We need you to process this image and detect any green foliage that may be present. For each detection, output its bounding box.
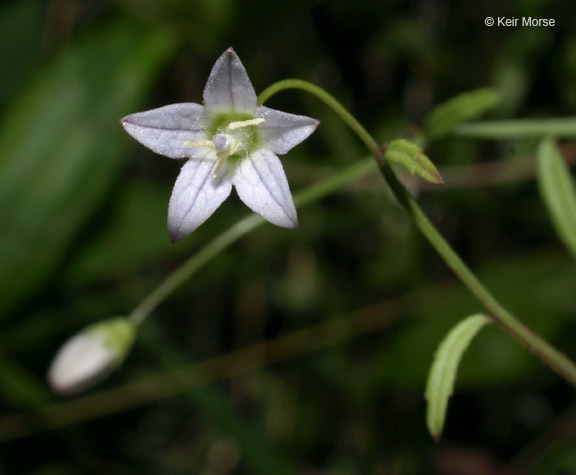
[0,19,176,315]
[425,314,491,441]
[2,1,576,473]
[385,139,443,184]
[454,119,576,138]
[0,0,42,106]
[537,138,576,258]
[424,88,501,141]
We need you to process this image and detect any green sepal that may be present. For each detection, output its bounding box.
[424,88,501,140]
[385,139,443,185]
[425,314,492,442]
[87,317,136,367]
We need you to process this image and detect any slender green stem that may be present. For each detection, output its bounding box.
[259,79,576,387]
[259,79,383,164]
[454,119,576,139]
[129,214,262,325]
[129,158,376,325]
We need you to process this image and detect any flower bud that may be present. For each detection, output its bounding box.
[48,318,136,395]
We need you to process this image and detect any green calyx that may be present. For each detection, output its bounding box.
[208,112,262,162]
[88,317,136,365]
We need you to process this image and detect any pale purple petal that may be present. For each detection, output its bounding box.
[256,106,320,155]
[233,149,297,228]
[121,103,208,159]
[203,48,257,114]
[168,154,232,241]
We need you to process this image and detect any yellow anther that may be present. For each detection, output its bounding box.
[184,140,214,147]
[228,118,265,129]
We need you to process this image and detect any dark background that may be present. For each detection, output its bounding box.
[1,0,576,473]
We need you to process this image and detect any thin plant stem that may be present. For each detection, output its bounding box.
[0,286,406,443]
[259,80,383,164]
[129,214,262,325]
[454,118,576,138]
[129,158,376,325]
[258,79,576,387]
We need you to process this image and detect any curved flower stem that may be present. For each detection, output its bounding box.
[258,79,576,387]
[259,80,383,163]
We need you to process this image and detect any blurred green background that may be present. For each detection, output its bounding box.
[1,0,576,473]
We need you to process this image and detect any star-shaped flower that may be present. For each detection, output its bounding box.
[121,48,319,242]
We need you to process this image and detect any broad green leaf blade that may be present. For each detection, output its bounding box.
[454,119,576,139]
[537,138,576,258]
[385,139,443,184]
[0,19,176,316]
[424,88,500,140]
[425,314,492,441]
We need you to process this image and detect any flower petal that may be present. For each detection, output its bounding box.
[203,48,257,114]
[121,103,208,159]
[48,329,112,395]
[255,106,320,155]
[233,149,297,228]
[168,154,232,241]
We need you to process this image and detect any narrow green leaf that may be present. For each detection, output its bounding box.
[385,139,443,184]
[454,119,576,139]
[425,314,492,441]
[424,88,500,140]
[537,138,576,258]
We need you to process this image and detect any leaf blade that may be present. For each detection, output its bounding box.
[424,88,501,141]
[0,19,177,315]
[425,314,492,441]
[385,139,443,185]
[454,119,576,139]
[537,138,576,258]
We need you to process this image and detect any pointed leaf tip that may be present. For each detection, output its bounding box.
[425,314,491,441]
[385,139,444,185]
[424,88,501,140]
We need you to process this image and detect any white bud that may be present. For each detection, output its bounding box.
[48,318,136,395]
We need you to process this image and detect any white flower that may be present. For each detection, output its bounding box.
[121,48,319,242]
[48,318,135,395]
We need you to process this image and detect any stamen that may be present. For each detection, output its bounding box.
[228,118,265,129]
[184,140,214,147]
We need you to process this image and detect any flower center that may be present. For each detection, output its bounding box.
[185,113,265,177]
[208,112,263,160]
[212,133,238,155]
